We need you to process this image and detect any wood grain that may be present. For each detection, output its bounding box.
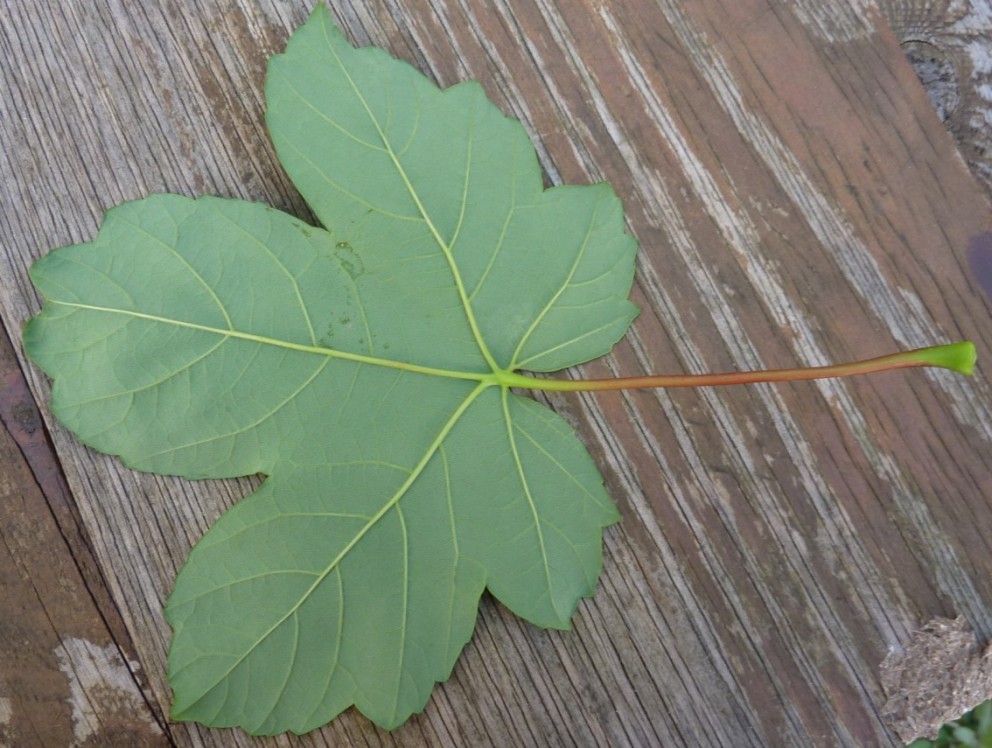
[1,1,991,745]
[880,0,992,196]
[0,322,168,746]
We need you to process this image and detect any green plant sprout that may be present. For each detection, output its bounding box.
[909,700,992,748]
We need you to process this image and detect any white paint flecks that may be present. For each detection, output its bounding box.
[654,0,992,635]
[793,0,878,43]
[884,0,992,192]
[945,5,992,189]
[597,2,909,648]
[966,39,992,75]
[53,637,162,746]
[0,695,13,748]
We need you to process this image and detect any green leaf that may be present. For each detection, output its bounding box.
[23,5,637,734]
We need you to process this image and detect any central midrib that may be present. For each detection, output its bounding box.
[50,300,495,384]
[318,11,503,375]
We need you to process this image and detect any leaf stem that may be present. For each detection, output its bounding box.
[501,342,976,392]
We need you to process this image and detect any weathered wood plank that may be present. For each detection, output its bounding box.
[1,1,990,745]
[0,322,169,746]
[879,0,992,195]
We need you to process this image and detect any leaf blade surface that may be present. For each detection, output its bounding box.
[24,5,638,733]
[267,8,638,371]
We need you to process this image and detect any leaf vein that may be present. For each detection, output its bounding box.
[117,215,234,329]
[447,96,474,252]
[264,612,300,726]
[68,335,228,407]
[48,300,488,382]
[178,383,489,706]
[512,420,603,505]
[439,446,459,659]
[305,567,345,726]
[214,207,319,345]
[56,253,140,308]
[274,70,387,152]
[318,11,499,372]
[392,504,410,719]
[514,313,631,370]
[509,202,600,369]
[275,135,425,223]
[467,139,521,302]
[500,388,557,618]
[138,357,332,462]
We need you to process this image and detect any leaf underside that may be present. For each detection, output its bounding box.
[24,6,638,733]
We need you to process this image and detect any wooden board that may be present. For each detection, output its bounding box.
[1,1,991,745]
[0,322,167,745]
[878,0,992,196]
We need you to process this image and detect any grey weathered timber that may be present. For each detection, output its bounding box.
[879,0,992,195]
[1,1,991,746]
